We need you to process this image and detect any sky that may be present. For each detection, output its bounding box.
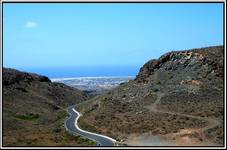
[3,3,224,72]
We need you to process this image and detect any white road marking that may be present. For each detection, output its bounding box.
[72,108,116,143]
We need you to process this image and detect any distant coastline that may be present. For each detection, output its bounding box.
[51,76,135,82]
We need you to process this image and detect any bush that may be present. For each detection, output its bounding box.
[53,128,61,133]
[15,113,39,120]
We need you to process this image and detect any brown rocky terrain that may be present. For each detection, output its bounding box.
[2,68,95,146]
[77,45,224,146]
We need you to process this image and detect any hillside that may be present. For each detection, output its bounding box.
[77,45,224,146]
[2,68,95,146]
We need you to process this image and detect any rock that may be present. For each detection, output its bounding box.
[3,68,51,86]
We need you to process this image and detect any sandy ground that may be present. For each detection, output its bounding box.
[125,132,174,146]
[165,128,219,146]
[124,128,219,146]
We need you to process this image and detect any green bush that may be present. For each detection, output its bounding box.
[15,113,39,120]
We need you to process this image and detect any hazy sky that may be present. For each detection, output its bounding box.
[3,3,224,69]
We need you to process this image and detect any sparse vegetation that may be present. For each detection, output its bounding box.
[77,46,224,146]
[14,113,39,120]
[2,68,95,146]
[3,45,224,146]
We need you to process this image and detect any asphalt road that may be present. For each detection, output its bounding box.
[65,105,116,146]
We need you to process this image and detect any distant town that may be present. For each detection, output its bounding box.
[51,76,135,95]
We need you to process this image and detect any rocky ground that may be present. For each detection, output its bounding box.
[77,45,224,146]
[2,68,96,146]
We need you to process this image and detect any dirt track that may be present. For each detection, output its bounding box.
[142,92,221,146]
[148,93,220,132]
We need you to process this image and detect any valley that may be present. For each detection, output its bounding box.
[2,2,224,148]
[2,45,224,147]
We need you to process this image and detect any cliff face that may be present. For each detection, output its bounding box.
[77,45,224,146]
[2,68,91,146]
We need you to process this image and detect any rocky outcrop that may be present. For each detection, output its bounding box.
[77,45,224,146]
[3,68,51,86]
[135,46,224,83]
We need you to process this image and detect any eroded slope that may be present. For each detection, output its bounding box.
[77,46,224,146]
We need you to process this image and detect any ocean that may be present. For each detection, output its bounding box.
[16,66,140,78]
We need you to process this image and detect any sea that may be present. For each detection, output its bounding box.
[15,66,139,92]
[17,66,140,78]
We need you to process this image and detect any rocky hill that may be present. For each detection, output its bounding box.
[2,68,95,146]
[77,45,224,146]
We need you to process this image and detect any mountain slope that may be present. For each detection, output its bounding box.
[77,45,224,146]
[2,68,95,146]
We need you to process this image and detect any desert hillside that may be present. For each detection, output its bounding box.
[2,68,95,146]
[77,45,224,146]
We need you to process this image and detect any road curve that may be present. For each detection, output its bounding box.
[65,105,116,146]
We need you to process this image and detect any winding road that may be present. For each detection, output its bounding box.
[65,105,116,146]
[65,93,220,146]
